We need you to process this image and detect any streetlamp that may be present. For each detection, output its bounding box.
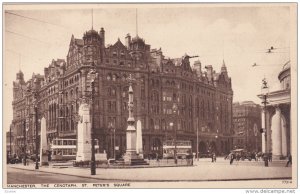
[23,120,28,166]
[260,78,269,148]
[88,69,98,175]
[34,102,39,170]
[196,126,199,161]
[9,125,12,159]
[172,103,178,164]
[260,78,269,167]
[108,121,116,159]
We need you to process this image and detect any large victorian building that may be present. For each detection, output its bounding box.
[232,101,262,152]
[11,28,234,158]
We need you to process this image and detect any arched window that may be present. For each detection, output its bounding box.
[122,87,128,98]
[75,87,79,98]
[111,87,116,96]
[171,81,175,86]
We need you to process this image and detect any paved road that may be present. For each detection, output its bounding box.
[7,167,111,184]
[6,158,292,184]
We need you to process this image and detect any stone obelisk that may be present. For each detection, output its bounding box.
[40,117,49,166]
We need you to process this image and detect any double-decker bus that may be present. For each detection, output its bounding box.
[163,140,192,159]
[51,138,100,161]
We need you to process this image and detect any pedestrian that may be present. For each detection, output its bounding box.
[213,153,216,162]
[156,152,159,162]
[285,155,292,167]
[268,152,272,162]
[263,153,268,167]
[230,153,234,165]
[211,153,214,163]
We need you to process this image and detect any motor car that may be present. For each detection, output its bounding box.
[199,153,212,158]
[9,157,22,164]
[29,154,40,162]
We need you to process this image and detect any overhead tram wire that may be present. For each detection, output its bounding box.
[5,49,46,64]
[6,30,49,44]
[5,11,67,29]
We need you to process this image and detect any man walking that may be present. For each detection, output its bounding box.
[230,153,234,165]
[286,154,292,167]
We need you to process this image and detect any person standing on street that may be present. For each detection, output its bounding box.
[230,153,234,165]
[286,154,292,167]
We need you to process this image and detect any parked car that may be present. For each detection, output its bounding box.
[9,157,21,164]
[199,153,212,158]
[29,154,40,162]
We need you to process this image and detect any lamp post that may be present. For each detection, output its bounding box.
[172,103,178,164]
[23,120,28,166]
[261,79,269,150]
[261,78,269,167]
[34,102,39,170]
[9,125,12,159]
[88,69,98,175]
[196,127,199,161]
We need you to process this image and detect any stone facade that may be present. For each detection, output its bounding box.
[232,101,262,152]
[258,61,291,159]
[11,28,234,157]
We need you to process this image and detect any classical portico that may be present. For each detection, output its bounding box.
[258,61,291,160]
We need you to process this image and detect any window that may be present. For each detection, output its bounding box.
[123,102,127,110]
[150,119,154,130]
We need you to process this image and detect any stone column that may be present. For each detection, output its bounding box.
[266,109,271,153]
[271,106,282,159]
[261,109,266,153]
[281,116,287,157]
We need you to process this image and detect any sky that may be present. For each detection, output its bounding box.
[3,4,295,132]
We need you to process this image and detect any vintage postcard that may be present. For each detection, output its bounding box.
[2,3,297,190]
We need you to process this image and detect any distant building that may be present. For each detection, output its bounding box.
[233,101,262,152]
[11,28,234,158]
[258,61,291,159]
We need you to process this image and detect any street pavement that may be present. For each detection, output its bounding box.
[7,167,111,184]
[6,157,292,183]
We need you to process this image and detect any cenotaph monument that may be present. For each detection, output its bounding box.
[76,103,92,161]
[40,117,49,166]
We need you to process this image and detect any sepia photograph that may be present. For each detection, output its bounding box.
[2,3,297,190]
